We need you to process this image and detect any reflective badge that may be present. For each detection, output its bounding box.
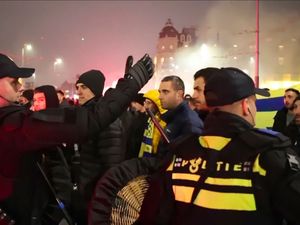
[257,128,279,136]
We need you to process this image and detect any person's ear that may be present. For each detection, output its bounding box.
[242,98,250,116]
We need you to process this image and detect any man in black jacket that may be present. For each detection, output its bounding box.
[74,70,126,224]
[0,53,153,224]
[272,88,299,133]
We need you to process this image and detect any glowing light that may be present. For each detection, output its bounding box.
[199,44,210,60]
[233,44,238,48]
[54,58,63,65]
[250,57,255,64]
[25,44,32,51]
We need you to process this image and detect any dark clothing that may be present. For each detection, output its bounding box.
[160,101,203,141]
[195,109,209,122]
[283,122,300,156]
[272,107,288,132]
[120,109,148,159]
[79,98,126,202]
[0,78,140,223]
[138,111,300,225]
[158,101,203,157]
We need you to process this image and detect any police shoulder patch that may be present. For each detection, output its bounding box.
[256,128,280,136]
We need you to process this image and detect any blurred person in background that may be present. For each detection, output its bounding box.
[273,88,299,133]
[192,67,219,121]
[283,95,300,156]
[139,89,167,158]
[56,89,71,108]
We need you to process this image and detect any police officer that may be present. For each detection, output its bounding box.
[0,53,153,224]
[137,67,300,225]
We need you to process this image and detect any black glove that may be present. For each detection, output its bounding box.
[125,54,154,89]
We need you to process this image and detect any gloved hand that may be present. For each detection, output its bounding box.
[125,54,154,89]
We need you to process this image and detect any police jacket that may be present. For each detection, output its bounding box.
[79,97,126,202]
[0,78,139,207]
[138,110,300,225]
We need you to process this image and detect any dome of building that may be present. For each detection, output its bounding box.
[159,18,179,38]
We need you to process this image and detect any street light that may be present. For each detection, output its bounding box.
[54,58,63,73]
[21,43,32,66]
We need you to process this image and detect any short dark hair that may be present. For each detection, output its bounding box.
[56,89,64,96]
[285,88,299,96]
[194,67,219,82]
[161,75,185,92]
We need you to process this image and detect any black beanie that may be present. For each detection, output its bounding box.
[133,93,145,105]
[76,70,105,97]
[34,85,59,108]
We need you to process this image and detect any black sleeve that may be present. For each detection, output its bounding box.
[261,148,300,225]
[11,78,139,152]
[92,78,140,129]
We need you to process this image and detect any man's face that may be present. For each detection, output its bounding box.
[76,83,95,105]
[0,77,22,105]
[159,81,183,110]
[284,90,298,109]
[192,76,207,111]
[33,92,46,111]
[293,99,300,125]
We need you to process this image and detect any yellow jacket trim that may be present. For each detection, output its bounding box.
[252,154,266,176]
[194,189,256,211]
[199,136,231,151]
[205,177,252,187]
[172,185,194,203]
[172,173,200,181]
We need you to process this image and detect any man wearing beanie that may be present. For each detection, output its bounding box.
[74,69,125,225]
[76,70,105,105]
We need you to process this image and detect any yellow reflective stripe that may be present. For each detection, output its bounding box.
[199,136,231,151]
[253,154,266,176]
[194,189,256,211]
[172,185,194,203]
[205,177,252,187]
[172,173,200,181]
[166,155,175,171]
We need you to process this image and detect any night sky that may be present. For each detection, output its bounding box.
[1,1,300,89]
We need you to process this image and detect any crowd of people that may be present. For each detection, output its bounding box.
[0,52,300,225]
